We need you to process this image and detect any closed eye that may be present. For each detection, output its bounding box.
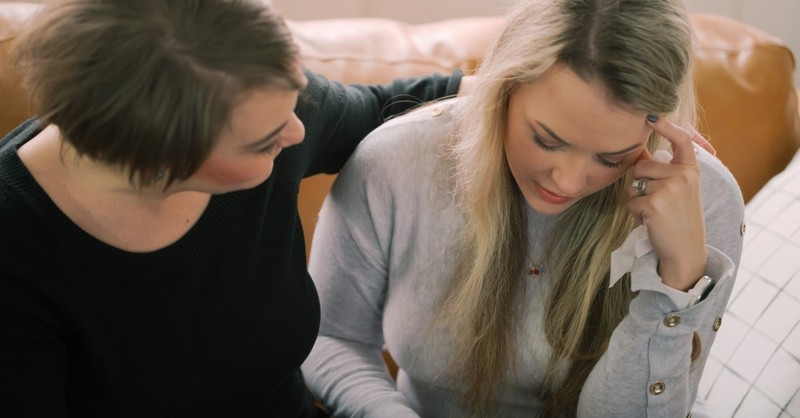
[532,123,634,169]
[597,156,626,169]
[256,143,280,155]
[532,133,562,152]
[534,131,628,169]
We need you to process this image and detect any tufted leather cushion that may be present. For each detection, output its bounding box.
[691,14,800,203]
[1,2,798,256]
[287,17,502,84]
[0,3,35,136]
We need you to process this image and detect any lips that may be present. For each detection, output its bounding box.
[533,181,573,205]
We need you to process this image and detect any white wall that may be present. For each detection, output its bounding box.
[272,0,800,86]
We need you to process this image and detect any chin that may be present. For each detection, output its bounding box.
[529,202,569,215]
[229,169,275,192]
[525,195,578,215]
[235,177,271,192]
[202,176,269,194]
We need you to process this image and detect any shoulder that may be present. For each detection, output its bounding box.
[697,148,745,208]
[696,149,746,249]
[351,97,462,165]
[0,182,35,258]
[0,121,40,224]
[331,98,462,199]
[0,121,54,251]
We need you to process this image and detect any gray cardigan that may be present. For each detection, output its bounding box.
[302,98,744,418]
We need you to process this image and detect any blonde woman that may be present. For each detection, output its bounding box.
[302,0,744,416]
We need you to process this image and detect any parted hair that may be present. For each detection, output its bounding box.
[14,0,305,187]
[439,0,696,416]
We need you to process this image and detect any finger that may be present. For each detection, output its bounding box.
[636,148,652,163]
[629,177,664,198]
[645,114,697,166]
[630,148,653,177]
[627,198,646,226]
[633,147,683,180]
[630,177,647,198]
[631,145,682,180]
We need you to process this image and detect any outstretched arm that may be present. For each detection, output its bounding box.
[297,70,461,177]
[301,132,421,417]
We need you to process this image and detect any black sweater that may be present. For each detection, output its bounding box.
[0,70,461,417]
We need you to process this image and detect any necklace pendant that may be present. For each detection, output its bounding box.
[528,264,546,276]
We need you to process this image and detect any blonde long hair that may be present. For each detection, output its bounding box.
[437,0,696,416]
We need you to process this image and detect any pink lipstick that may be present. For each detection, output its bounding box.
[534,182,573,205]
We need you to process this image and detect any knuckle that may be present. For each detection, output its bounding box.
[676,169,698,185]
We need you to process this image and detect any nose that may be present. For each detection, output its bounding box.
[280,112,305,147]
[551,154,588,196]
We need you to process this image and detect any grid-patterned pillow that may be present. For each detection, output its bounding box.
[699,150,800,417]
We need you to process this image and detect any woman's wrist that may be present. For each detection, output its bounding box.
[657,257,706,291]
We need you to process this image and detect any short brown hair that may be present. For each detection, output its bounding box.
[15,0,306,186]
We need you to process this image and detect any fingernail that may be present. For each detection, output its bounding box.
[646,114,659,123]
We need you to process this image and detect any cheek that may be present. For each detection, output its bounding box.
[585,151,641,192]
[505,144,558,198]
[506,136,545,174]
[585,165,630,194]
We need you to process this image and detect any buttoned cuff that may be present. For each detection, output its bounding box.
[630,246,735,311]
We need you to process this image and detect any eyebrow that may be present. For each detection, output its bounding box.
[537,121,642,156]
[244,120,289,150]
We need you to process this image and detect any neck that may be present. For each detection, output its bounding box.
[65,153,170,201]
[24,124,184,204]
[17,124,212,252]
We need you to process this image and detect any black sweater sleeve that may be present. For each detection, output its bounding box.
[296,69,462,177]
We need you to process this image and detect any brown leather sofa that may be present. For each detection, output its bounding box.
[2,2,799,259]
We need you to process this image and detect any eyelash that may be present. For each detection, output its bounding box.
[532,134,559,152]
[257,143,279,155]
[599,157,626,169]
[532,134,626,169]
